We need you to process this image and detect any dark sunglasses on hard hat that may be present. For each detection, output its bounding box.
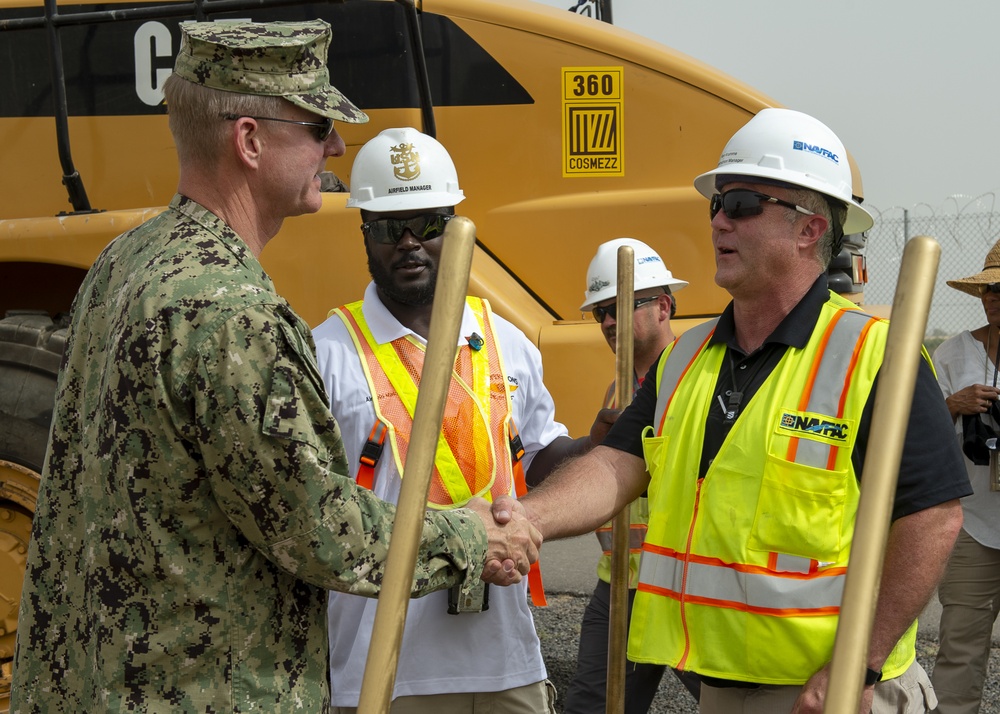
[710,188,814,221]
[361,214,454,245]
[979,283,1000,295]
[220,113,335,142]
[592,296,660,323]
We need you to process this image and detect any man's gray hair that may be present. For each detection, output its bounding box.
[163,75,288,165]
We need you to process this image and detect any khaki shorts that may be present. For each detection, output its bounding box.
[331,679,557,714]
[699,660,936,714]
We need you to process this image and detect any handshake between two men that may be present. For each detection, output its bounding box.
[470,440,642,587]
[465,496,544,587]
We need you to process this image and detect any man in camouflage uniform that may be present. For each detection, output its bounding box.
[11,20,538,714]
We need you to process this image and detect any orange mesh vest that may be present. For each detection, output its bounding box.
[331,296,546,605]
[331,296,515,507]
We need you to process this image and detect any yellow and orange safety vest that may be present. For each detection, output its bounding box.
[628,293,917,684]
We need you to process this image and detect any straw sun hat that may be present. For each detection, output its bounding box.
[947,239,1000,297]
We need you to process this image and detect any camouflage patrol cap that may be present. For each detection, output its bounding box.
[174,20,368,124]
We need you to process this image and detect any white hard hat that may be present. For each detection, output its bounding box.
[580,238,688,310]
[347,127,465,211]
[693,108,874,235]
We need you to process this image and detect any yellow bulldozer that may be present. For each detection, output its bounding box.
[0,0,869,705]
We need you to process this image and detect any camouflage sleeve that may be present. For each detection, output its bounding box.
[190,303,488,596]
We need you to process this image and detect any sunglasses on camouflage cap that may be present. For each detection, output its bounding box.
[221,113,335,142]
[361,214,454,245]
[710,188,814,221]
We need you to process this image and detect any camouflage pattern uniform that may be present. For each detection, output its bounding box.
[11,19,487,714]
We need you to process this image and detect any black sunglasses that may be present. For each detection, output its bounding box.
[710,189,814,221]
[592,295,660,323]
[361,214,454,245]
[979,283,1000,295]
[221,113,335,142]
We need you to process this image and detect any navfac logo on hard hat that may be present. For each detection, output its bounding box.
[792,140,839,165]
[390,142,421,181]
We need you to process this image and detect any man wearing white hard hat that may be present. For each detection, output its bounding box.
[564,238,700,713]
[491,108,970,714]
[581,237,688,377]
[312,128,606,713]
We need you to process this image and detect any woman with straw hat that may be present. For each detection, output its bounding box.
[931,238,1000,713]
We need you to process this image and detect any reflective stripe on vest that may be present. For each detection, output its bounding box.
[630,295,917,684]
[638,543,846,614]
[596,524,648,554]
[650,318,717,438]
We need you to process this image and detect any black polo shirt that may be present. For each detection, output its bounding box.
[604,275,971,521]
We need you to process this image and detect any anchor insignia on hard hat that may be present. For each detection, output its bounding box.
[589,278,611,294]
[390,143,421,181]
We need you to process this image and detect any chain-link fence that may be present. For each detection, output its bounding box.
[864,195,1000,354]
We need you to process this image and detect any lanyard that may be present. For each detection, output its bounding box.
[719,348,771,426]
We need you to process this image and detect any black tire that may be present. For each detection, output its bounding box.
[0,311,67,471]
[0,311,67,709]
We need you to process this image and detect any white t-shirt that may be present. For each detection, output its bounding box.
[312,282,568,705]
[933,330,1000,549]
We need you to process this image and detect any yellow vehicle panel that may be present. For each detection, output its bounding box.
[0,0,778,433]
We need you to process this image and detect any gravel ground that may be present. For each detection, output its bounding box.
[532,593,1000,714]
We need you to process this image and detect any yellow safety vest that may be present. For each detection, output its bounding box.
[628,293,917,685]
[596,380,649,589]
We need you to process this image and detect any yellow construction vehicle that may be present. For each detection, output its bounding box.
[0,0,868,705]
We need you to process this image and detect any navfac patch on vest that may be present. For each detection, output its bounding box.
[776,410,853,444]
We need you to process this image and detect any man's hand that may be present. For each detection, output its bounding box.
[490,494,520,526]
[589,407,621,446]
[946,383,1000,418]
[464,497,542,586]
[791,664,875,714]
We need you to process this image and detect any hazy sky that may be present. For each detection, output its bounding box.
[531,0,1000,214]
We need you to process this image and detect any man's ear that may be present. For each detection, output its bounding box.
[797,213,829,252]
[232,117,263,169]
[658,294,673,322]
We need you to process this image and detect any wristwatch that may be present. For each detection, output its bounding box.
[864,667,883,686]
